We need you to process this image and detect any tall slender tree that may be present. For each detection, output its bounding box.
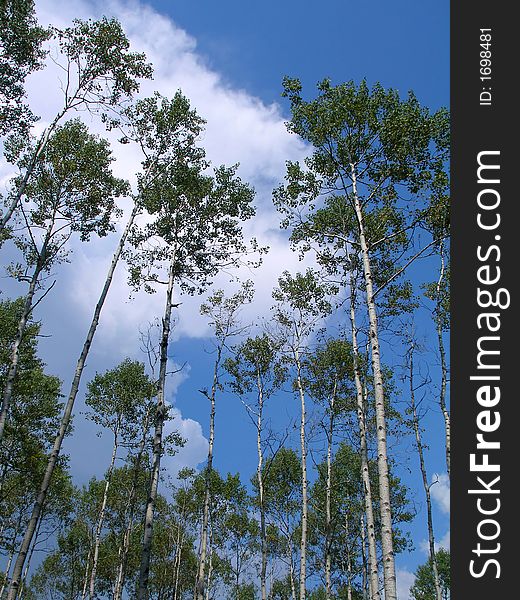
[1,119,127,445]
[1,16,152,231]
[275,78,449,600]
[125,92,258,600]
[195,282,254,600]
[225,333,284,600]
[271,269,334,600]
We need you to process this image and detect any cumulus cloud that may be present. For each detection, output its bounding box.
[397,568,415,600]
[430,472,450,515]
[1,0,316,477]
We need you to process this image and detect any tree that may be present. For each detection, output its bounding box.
[275,78,449,600]
[304,338,355,600]
[260,447,302,600]
[195,282,254,600]
[410,549,450,600]
[225,333,284,600]
[1,16,152,231]
[125,91,258,600]
[0,119,127,445]
[5,89,206,599]
[0,0,48,138]
[83,359,157,599]
[271,269,333,600]
[403,335,442,600]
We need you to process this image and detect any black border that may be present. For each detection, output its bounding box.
[451,3,516,596]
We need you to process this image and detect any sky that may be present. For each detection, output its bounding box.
[1,0,450,596]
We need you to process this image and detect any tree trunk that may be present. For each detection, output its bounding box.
[256,370,268,600]
[294,346,308,600]
[137,249,176,600]
[113,407,151,600]
[324,379,337,600]
[89,424,120,599]
[18,508,45,600]
[195,346,221,600]
[408,345,443,600]
[435,242,450,477]
[360,513,369,600]
[348,268,380,600]
[288,539,297,600]
[6,204,139,600]
[0,218,54,444]
[350,163,397,600]
[204,523,214,600]
[345,512,353,600]
[81,541,93,600]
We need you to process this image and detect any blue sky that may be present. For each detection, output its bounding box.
[1,0,450,596]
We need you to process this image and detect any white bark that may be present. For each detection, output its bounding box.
[350,163,397,600]
[435,242,450,477]
[294,346,308,600]
[89,424,120,599]
[349,269,380,600]
[256,370,268,600]
[195,345,221,600]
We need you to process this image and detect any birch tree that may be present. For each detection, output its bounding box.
[403,336,442,600]
[225,333,284,600]
[275,78,449,600]
[195,282,254,600]
[271,269,333,600]
[304,338,355,600]
[1,16,152,231]
[0,119,126,445]
[125,92,257,599]
[83,359,157,599]
[5,91,206,600]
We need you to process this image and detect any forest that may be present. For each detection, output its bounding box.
[0,2,450,599]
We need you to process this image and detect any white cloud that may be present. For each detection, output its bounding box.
[397,568,415,600]
[1,0,315,479]
[15,0,312,352]
[430,472,450,515]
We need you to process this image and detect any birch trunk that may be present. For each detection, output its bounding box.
[0,218,54,443]
[324,379,337,600]
[345,512,353,600]
[348,268,380,600]
[81,542,93,600]
[204,524,214,600]
[89,424,120,599]
[350,163,397,600]
[113,407,151,600]
[137,249,176,600]
[435,241,450,477]
[288,539,296,600]
[255,370,268,600]
[360,513,369,600]
[408,346,442,600]
[294,346,308,600]
[6,204,139,600]
[18,509,45,599]
[195,345,221,600]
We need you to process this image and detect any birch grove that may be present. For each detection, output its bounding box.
[1,7,450,599]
